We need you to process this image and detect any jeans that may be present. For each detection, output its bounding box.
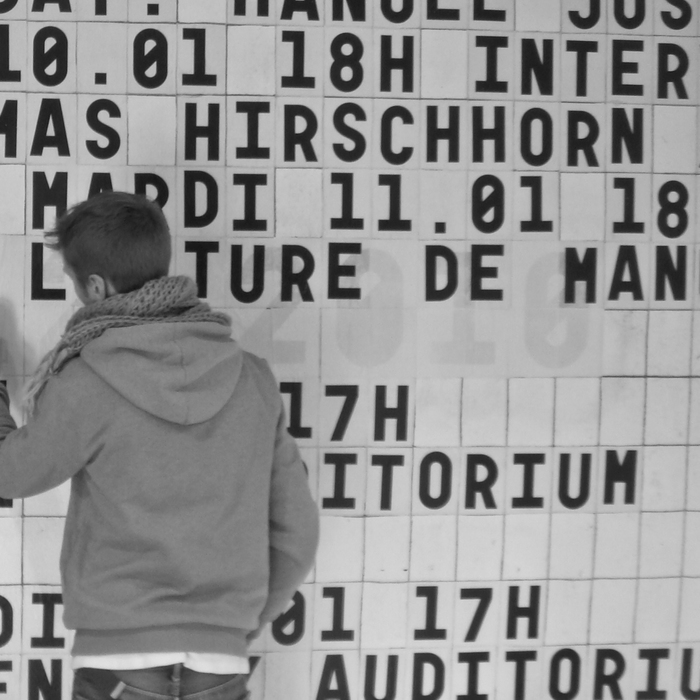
[72,664,250,700]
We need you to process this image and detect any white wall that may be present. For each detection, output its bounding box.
[0,0,699,698]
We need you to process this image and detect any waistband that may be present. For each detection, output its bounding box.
[75,665,247,699]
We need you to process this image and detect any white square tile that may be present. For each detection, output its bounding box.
[685,512,700,576]
[642,446,686,511]
[0,520,21,584]
[361,652,410,700]
[277,26,323,98]
[599,377,645,445]
[561,103,606,171]
[407,582,455,648]
[460,448,506,514]
[506,449,551,513]
[0,587,21,653]
[126,23,177,93]
[25,94,76,166]
[688,377,700,445]
[178,0,228,23]
[266,584,313,652]
[679,578,700,642]
[409,516,456,582]
[605,107,652,173]
[275,97,323,168]
[314,516,364,583]
[76,22,128,94]
[687,446,700,509]
[365,449,412,514]
[502,513,550,580]
[468,31,515,100]
[0,93,27,163]
[412,449,459,514]
[462,379,507,448]
[271,308,322,376]
[26,23,76,94]
[516,0,561,30]
[77,94,127,166]
[173,237,226,306]
[127,96,176,166]
[589,579,636,645]
[319,380,371,449]
[319,449,366,516]
[644,378,690,446]
[601,310,648,375]
[322,100,372,171]
[314,653,362,700]
[651,175,695,245]
[545,580,591,646]
[507,378,554,447]
[371,30,420,97]
[548,513,594,579]
[226,167,275,238]
[369,380,416,445]
[175,97,226,167]
[0,658,19,700]
[20,656,72,699]
[639,511,684,578]
[594,512,640,578]
[322,28,373,99]
[456,515,504,582]
[363,516,410,582]
[263,652,313,699]
[359,583,408,649]
[22,481,70,517]
[275,168,323,238]
[0,237,25,378]
[653,106,697,173]
[21,585,73,654]
[226,97,275,167]
[418,170,468,237]
[554,378,600,446]
[401,649,452,700]
[635,578,680,643]
[647,310,692,375]
[604,242,651,310]
[22,518,64,585]
[513,170,559,238]
[414,379,461,448]
[553,448,598,513]
[598,447,641,512]
[605,173,652,241]
[500,581,545,643]
[128,0,177,22]
[0,167,26,234]
[559,34,607,102]
[312,584,361,651]
[420,30,468,99]
[560,173,605,241]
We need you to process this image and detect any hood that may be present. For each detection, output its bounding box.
[81,322,243,425]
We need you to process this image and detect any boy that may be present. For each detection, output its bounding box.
[0,191,319,700]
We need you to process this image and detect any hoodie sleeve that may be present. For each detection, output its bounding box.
[0,384,17,438]
[257,404,320,626]
[0,370,85,499]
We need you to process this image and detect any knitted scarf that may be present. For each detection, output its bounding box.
[24,275,231,416]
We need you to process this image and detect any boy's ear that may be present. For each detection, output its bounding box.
[85,274,117,302]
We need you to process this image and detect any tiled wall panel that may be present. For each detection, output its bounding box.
[0,0,699,698]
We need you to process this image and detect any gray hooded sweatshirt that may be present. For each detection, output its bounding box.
[0,321,319,658]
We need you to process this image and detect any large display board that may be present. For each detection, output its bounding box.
[1,0,699,698]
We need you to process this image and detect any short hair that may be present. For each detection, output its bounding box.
[45,191,172,294]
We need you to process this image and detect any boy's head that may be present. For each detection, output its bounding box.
[46,191,171,304]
